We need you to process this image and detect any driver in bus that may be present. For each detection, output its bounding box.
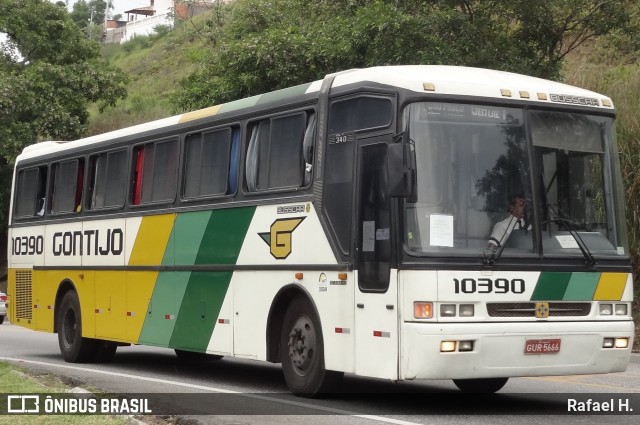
[487,195,529,250]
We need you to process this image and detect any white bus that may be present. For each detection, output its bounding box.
[7,66,634,395]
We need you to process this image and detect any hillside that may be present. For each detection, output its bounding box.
[88,24,207,135]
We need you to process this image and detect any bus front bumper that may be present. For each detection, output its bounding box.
[400,320,634,380]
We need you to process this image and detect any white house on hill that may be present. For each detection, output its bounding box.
[104,0,214,44]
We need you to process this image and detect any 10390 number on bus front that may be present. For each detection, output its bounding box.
[453,278,525,294]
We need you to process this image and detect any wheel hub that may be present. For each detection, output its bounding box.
[287,316,316,375]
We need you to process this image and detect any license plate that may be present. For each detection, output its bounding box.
[524,338,561,354]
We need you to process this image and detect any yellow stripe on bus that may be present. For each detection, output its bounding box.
[125,271,158,342]
[593,273,627,301]
[178,104,222,123]
[128,214,176,266]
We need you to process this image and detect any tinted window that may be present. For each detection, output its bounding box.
[15,166,47,218]
[88,149,127,210]
[50,159,83,214]
[358,144,391,291]
[246,112,309,191]
[133,139,178,205]
[323,134,355,254]
[329,97,392,134]
[184,128,232,198]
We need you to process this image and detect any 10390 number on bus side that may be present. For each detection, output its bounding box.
[453,278,525,294]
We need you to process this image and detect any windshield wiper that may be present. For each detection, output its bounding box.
[543,217,597,266]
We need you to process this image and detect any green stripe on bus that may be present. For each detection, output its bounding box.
[258,83,313,105]
[164,210,213,266]
[530,272,571,300]
[218,95,261,114]
[138,271,190,346]
[169,271,232,352]
[563,272,601,300]
[195,207,256,265]
[165,207,254,349]
[139,207,254,348]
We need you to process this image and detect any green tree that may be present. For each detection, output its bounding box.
[0,0,128,263]
[69,0,112,32]
[171,0,635,112]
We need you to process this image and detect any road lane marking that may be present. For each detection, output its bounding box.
[0,357,421,425]
[523,376,640,392]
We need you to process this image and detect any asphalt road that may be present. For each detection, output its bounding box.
[1,321,639,425]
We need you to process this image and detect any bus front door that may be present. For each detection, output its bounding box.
[354,140,398,380]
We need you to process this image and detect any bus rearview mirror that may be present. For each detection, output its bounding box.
[388,142,416,202]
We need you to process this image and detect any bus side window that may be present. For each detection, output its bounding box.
[184,127,233,199]
[14,166,47,218]
[88,149,127,210]
[328,97,392,134]
[132,147,144,205]
[246,112,308,192]
[132,139,179,205]
[49,159,83,214]
[246,121,263,192]
[228,127,240,194]
[303,113,316,187]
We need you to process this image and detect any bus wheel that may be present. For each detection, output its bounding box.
[57,291,97,363]
[453,377,508,393]
[175,349,223,361]
[280,296,341,396]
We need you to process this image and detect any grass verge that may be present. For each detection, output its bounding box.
[0,361,128,425]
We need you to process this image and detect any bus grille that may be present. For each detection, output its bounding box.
[487,302,591,317]
[14,270,33,321]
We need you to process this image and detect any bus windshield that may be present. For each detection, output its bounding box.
[403,102,627,259]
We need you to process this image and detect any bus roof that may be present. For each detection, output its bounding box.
[16,65,613,163]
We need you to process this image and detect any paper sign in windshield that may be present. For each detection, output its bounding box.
[555,235,579,249]
[429,214,454,247]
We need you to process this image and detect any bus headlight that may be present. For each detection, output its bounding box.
[440,341,456,352]
[458,340,474,352]
[602,337,629,349]
[459,304,475,317]
[599,304,613,315]
[440,304,456,317]
[614,304,628,316]
[437,303,475,318]
[440,340,475,352]
[615,338,629,348]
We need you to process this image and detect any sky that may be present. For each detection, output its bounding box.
[106,1,151,16]
[66,1,151,17]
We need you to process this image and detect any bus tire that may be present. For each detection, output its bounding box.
[453,377,508,393]
[57,291,97,363]
[174,349,223,361]
[280,295,341,396]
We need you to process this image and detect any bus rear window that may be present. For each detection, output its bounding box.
[14,166,47,218]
